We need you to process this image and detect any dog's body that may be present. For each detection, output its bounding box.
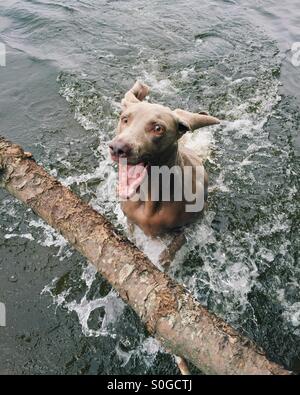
[109,82,219,237]
[121,146,208,236]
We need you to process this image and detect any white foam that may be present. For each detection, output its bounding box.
[133,59,178,97]
[81,264,98,289]
[277,288,300,335]
[42,264,125,338]
[4,233,34,241]
[28,219,70,260]
[116,335,162,368]
[178,67,196,81]
[52,56,295,362]
[184,127,216,161]
[65,289,125,338]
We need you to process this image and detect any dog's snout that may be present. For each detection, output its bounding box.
[109,140,132,158]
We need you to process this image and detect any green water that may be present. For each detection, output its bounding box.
[0,0,299,374]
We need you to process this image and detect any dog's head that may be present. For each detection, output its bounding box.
[109,81,219,198]
[109,81,219,165]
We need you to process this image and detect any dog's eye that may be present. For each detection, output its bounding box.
[153,124,163,133]
[121,117,128,124]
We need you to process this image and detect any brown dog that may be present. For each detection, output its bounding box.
[109,82,219,373]
[109,81,219,238]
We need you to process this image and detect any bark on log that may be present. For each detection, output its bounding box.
[0,137,291,375]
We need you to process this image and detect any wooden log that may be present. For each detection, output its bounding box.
[0,136,291,375]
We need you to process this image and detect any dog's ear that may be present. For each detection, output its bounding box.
[177,118,191,136]
[121,81,150,110]
[173,108,220,132]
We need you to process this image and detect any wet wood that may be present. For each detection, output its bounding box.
[0,136,291,375]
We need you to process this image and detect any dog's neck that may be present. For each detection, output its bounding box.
[150,143,182,168]
[141,144,185,216]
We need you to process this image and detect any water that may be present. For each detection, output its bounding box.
[0,0,299,374]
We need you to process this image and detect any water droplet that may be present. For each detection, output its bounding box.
[9,274,18,283]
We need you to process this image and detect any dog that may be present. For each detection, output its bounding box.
[109,82,219,374]
[109,81,219,238]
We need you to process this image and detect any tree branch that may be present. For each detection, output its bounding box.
[0,137,291,375]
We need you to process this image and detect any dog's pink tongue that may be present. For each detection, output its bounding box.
[118,162,148,199]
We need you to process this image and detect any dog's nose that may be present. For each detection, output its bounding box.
[109,140,132,158]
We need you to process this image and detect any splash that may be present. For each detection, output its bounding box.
[0,7,297,371]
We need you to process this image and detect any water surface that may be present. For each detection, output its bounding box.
[0,0,299,374]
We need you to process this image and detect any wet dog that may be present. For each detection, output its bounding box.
[109,81,219,239]
[109,82,219,373]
